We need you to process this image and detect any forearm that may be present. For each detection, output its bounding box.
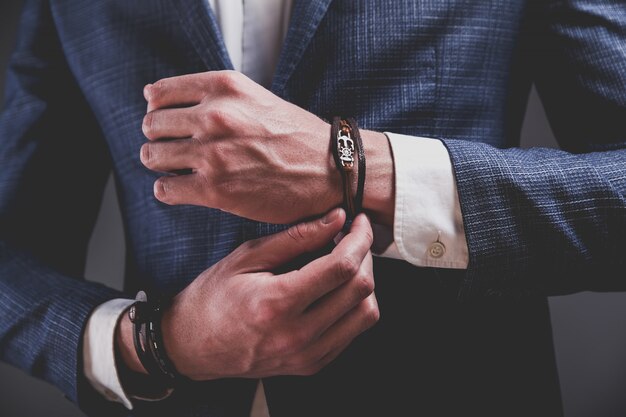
[443,139,626,296]
[0,1,125,405]
[0,242,122,404]
[115,305,174,401]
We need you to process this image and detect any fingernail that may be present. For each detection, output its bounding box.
[322,208,340,224]
[143,84,152,100]
[154,179,167,200]
[333,231,346,245]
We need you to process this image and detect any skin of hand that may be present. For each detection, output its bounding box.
[116,209,380,380]
[140,70,395,226]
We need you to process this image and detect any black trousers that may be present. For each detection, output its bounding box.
[263,258,563,417]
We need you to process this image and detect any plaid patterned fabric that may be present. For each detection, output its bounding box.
[0,0,623,416]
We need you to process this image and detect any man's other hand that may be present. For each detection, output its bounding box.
[116,209,379,380]
[139,70,394,225]
[139,70,340,224]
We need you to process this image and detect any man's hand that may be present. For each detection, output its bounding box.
[117,209,379,380]
[139,70,394,225]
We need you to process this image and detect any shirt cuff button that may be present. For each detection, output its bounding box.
[428,241,446,258]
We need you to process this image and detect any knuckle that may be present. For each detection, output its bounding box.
[238,239,255,253]
[354,273,375,299]
[253,294,292,325]
[286,222,309,243]
[296,350,322,369]
[198,110,213,130]
[231,240,252,261]
[271,279,291,301]
[202,109,231,130]
[272,333,304,356]
[150,80,167,101]
[288,330,310,353]
[270,336,291,356]
[190,136,205,154]
[197,169,217,193]
[206,141,228,173]
[238,236,265,257]
[253,301,281,327]
[218,70,243,93]
[336,254,359,280]
[364,302,381,326]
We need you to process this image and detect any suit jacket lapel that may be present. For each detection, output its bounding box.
[172,0,233,70]
[171,0,333,91]
[271,0,334,95]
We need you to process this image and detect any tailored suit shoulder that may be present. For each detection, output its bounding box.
[0,0,624,416]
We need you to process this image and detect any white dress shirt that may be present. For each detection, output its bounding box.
[83,0,469,409]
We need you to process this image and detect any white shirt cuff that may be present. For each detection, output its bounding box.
[376,133,469,269]
[83,298,136,410]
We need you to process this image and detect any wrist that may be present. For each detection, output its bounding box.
[324,121,345,212]
[115,307,176,400]
[115,310,148,375]
[160,299,189,379]
[360,130,395,226]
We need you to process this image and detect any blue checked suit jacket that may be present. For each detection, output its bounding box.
[1,0,624,416]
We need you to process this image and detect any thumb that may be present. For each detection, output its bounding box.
[238,208,346,271]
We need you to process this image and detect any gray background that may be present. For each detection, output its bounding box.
[1,1,625,416]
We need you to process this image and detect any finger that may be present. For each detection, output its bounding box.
[141,139,201,172]
[289,214,373,305]
[145,75,209,112]
[329,214,374,263]
[143,107,198,140]
[316,293,379,356]
[290,293,380,376]
[304,250,374,336]
[235,208,346,272]
[153,173,206,206]
[145,70,243,112]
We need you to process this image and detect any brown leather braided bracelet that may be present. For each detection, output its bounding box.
[331,117,366,218]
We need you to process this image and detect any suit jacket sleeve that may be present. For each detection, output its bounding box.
[0,0,127,414]
[439,0,626,298]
